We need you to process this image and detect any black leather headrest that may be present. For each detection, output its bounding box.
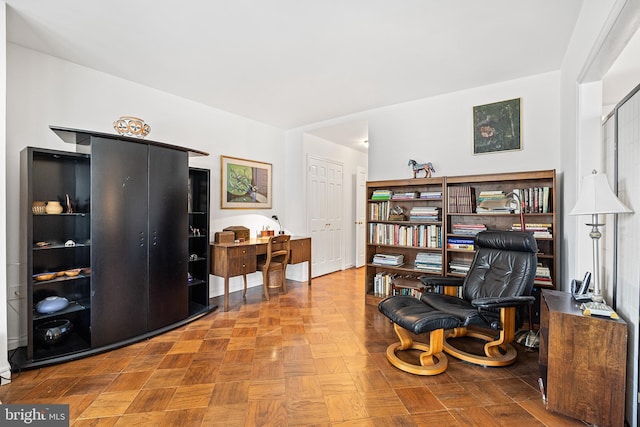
[475,231,538,253]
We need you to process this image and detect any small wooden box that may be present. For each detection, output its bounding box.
[223,226,250,242]
[214,231,235,243]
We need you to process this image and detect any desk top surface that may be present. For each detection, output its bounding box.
[210,236,309,247]
[542,289,626,324]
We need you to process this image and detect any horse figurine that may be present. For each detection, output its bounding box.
[408,159,435,178]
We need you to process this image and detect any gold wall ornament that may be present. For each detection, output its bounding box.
[113,116,151,138]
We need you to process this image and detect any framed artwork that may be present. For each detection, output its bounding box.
[473,98,521,154]
[221,155,272,209]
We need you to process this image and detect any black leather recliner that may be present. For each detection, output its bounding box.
[378,230,537,375]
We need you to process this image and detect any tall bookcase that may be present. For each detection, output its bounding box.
[365,170,557,324]
[365,177,445,305]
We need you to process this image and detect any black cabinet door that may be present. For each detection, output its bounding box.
[91,137,149,347]
[147,146,188,330]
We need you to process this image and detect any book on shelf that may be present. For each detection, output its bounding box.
[511,186,551,213]
[409,206,441,221]
[535,263,553,287]
[373,272,393,297]
[449,260,472,274]
[391,191,419,200]
[369,223,441,248]
[448,186,475,213]
[419,191,442,199]
[511,223,553,238]
[371,189,392,200]
[451,223,487,236]
[447,237,474,250]
[414,252,443,272]
[372,253,404,266]
[369,200,390,221]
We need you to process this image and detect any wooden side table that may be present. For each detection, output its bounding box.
[539,289,627,426]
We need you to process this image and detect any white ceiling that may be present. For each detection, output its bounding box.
[7,0,587,137]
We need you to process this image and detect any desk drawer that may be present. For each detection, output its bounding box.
[289,238,311,264]
[227,246,257,276]
[212,245,257,277]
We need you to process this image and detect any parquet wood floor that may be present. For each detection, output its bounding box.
[1,268,587,426]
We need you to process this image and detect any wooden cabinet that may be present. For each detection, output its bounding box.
[539,290,627,426]
[365,177,445,304]
[365,170,557,317]
[188,168,211,314]
[19,127,212,369]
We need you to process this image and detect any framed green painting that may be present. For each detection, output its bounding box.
[221,155,272,209]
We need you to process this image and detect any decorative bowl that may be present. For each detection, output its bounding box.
[34,273,57,281]
[35,319,73,346]
[32,201,46,214]
[45,201,63,214]
[64,268,82,277]
[35,296,69,314]
[113,116,151,138]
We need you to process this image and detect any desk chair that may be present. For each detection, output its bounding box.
[378,231,537,375]
[252,235,291,300]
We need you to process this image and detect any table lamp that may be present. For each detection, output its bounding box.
[569,170,632,303]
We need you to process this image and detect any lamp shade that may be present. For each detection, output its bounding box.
[569,170,632,215]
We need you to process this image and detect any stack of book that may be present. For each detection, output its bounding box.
[447,237,475,250]
[535,264,553,287]
[372,253,404,266]
[448,186,475,213]
[414,252,442,273]
[511,223,552,238]
[419,191,442,200]
[476,190,514,214]
[449,259,472,275]
[409,206,441,221]
[371,189,392,200]
[391,191,418,200]
[451,223,487,236]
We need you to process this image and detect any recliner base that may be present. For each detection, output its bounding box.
[385,324,448,376]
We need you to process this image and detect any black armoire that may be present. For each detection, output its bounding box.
[18,127,213,369]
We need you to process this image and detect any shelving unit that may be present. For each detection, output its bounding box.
[23,148,92,362]
[18,128,215,369]
[365,177,445,305]
[188,167,212,314]
[365,170,557,323]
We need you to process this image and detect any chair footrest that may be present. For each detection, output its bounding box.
[379,296,460,335]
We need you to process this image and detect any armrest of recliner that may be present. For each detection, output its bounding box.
[420,276,464,288]
[471,295,535,309]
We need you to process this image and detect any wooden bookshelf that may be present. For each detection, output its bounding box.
[365,170,557,323]
[365,177,445,306]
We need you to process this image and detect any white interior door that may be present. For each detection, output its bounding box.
[308,156,343,277]
[355,167,367,267]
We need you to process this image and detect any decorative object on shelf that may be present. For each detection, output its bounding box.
[32,201,46,214]
[473,98,521,154]
[64,240,76,247]
[569,170,633,303]
[389,205,405,221]
[35,296,69,314]
[64,268,82,277]
[408,159,435,178]
[35,319,73,346]
[45,201,63,214]
[221,155,272,209]
[33,272,57,281]
[112,116,151,138]
[65,194,73,213]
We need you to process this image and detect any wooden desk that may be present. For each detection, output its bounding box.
[210,236,312,311]
[539,289,627,426]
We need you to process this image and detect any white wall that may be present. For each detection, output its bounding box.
[0,1,11,384]
[5,44,287,349]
